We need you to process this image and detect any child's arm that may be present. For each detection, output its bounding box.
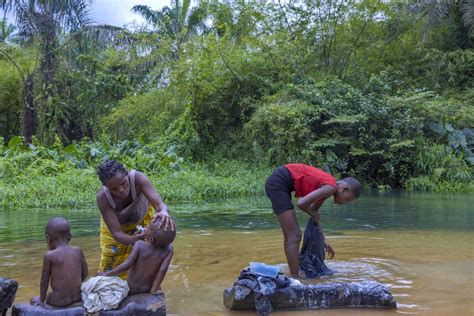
[150,247,173,294]
[39,254,51,303]
[102,242,140,277]
[81,250,89,281]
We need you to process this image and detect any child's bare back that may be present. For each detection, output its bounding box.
[31,217,88,307]
[45,245,87,306]
[101,219,175,294]
[127,241,173,294]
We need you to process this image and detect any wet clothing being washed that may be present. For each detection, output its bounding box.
[299,219,334,278]
[233,267,292,315]
[99,169,154,278]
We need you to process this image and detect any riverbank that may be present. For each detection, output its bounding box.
[1,139,472,210]
[0,161,270,209]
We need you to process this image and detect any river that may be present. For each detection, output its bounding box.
[0,191,473,315]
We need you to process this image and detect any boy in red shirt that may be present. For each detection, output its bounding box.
[265,163,361,277]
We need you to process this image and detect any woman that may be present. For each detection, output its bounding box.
[96,160,175,278]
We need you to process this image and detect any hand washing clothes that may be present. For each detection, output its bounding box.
[233,267,291,315]
[81,276,129,313]
[299,219,334,278]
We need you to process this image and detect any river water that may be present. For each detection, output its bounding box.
[0,191,473,315]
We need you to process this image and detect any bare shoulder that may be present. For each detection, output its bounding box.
[321,184,337,194]
[96,188,106,203]
[162,244,173,255]
[45,249,62,262]
[96,189,113,214]
[134,171,150,184]
[44,250,54,260]
[134,240,146,249]
[70,246,84,255]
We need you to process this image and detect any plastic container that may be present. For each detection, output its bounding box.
[249,262,281,278]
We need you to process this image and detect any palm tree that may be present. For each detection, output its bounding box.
[408,0,474,48]
[0,15,15,42]
[132,0,206,60]
[461,0,474,32]
[2,0,92,143]
[0,44,36,143]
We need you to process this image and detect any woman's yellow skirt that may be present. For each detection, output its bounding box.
[98,204,154,279]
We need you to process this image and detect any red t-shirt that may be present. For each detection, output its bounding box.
[284,163,337,199]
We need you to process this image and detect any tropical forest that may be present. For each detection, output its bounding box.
[1,0,473,210]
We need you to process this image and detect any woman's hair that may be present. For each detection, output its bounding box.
[97,160,127,184]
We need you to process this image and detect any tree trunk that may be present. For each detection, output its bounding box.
[38,11,58,144]
[22,73,35,144]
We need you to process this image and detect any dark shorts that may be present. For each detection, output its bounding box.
[265,166,295,215]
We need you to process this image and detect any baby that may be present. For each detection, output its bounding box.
[31,217,88,307]
[99,220,175,294]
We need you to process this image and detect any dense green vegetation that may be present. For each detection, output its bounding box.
[0,137,270,208]
[1,0,473,209]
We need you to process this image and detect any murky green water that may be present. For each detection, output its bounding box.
[1,191,473,315]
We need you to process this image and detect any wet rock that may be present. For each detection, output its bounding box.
[0,278,18,316]
[224,280,397,312]
[11,303,83,316]
[12,293,166,315]
[105,293,166,316]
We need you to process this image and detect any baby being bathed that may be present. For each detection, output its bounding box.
[99,219,175,294]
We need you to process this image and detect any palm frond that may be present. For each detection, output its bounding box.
[79,24,131,48]
[132,5,159,26]
[461,0,474,32]
[180,0,191,26]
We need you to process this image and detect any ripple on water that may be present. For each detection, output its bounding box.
[327,259,395,282]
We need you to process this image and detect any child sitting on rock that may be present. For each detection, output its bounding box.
[99,219,175,294]
[31,217,89,307]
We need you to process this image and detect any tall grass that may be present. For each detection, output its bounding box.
[0,161,270,210]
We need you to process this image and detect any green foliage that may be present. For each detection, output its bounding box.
[244,80,473,188]
[406,144,473,192]
[156,105,200,158]
[0,139,269,209]
[245,98,314,164]
[0,57,22,139]
[1,0,474,195]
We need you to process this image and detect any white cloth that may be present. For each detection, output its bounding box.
[81,276,129,313]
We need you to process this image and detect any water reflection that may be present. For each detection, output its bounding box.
[1,191,473,242]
